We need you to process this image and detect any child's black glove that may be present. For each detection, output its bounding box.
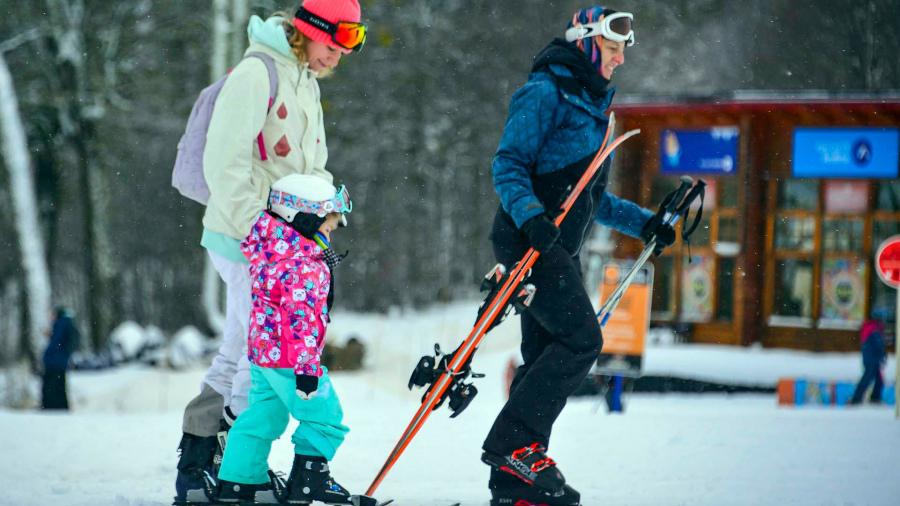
[521,214,561,253]
[296,374,319,400]
[326,273,335,311]
[640,215,676,255]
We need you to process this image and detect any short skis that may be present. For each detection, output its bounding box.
[174,498,392,506]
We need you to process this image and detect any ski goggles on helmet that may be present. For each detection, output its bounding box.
[295,7,367,52]
[269,185,353,226]
[565,11,635,47]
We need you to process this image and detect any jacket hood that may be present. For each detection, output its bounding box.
[532,38,611,101]
[241,212,324,267]
[247,15,294,59]
[860,319,884,344]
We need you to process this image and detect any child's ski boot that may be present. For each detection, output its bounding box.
[283,455,377,505]
[214,470,285,505]
[481,443,566,494]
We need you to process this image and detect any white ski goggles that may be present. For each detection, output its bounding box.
[565,11,635,47]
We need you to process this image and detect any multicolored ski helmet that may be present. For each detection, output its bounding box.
[269,174,352,226]
[565,6,635,73]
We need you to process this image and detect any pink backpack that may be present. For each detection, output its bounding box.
[172,52,279,205]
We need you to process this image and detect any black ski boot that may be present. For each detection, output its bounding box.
[284,454,377,505]
[174,433,217,505]
[481,443,566,494]
[215,479,260,503]
[213,470,285,505]
[211,412,287,505]
[490,483,581,506]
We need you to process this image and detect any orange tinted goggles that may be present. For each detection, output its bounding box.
[333,21,367,51]
[295,7,367,52]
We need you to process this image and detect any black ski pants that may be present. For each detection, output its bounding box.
[41,369,69,410]
[851,364,884,404]
[482,239,603,457]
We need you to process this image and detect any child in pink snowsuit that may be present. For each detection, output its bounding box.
[216,174,373,505]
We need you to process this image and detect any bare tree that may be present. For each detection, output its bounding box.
[39,0,119,349]
[0,31,52,367]
[201,0,250,334]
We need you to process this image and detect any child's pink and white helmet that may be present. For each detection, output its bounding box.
[268,174,352,226]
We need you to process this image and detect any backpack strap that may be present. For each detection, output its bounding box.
[244,52,280,161]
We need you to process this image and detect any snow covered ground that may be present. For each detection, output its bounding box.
[2,302,898,505]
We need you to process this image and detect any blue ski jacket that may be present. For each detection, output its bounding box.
[491,53,652,241]
[43,312,78,371]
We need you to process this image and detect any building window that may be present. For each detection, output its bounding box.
[650,176,738,325]
[651,256,675,320]
[773,259,814,324]
[768,179,898,332]
[822,218,864,252]
[716,258,735,321]
[778,180,818,210]
[876,181,900,212]
[769,180,819,327]
[718,216,739,243]
[775,216,815,251]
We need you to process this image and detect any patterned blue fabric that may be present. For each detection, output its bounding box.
[569,6,608,75]
[491,64,652,237]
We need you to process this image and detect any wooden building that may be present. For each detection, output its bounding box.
[607,92,900,352]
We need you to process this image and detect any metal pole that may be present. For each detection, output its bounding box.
[895,286,899,419]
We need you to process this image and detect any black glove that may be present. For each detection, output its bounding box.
[295,374,319,400]
[326,272,335,311]
[521,214,561,253]
[640,214,676,255]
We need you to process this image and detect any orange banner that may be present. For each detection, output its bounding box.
[597,263,651,357]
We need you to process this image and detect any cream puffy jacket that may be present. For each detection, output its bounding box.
[202,42,332,241]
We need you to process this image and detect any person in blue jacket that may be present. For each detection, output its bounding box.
[42,307,79,410]
[850,311,888,405]
[479,6,674,506]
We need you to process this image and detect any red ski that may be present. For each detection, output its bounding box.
[366,117,640,496]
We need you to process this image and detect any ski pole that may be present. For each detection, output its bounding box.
[597,176,706,326]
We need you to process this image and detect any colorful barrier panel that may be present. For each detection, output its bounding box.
[777,377,896,407]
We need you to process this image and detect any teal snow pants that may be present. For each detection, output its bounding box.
[217,365,349,484]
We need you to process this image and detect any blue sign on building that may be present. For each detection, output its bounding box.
[660,127,740,175]
[792,128,899,178]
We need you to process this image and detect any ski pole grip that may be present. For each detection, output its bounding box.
[675,179,707,216]
[676,179,708,240]
[653,176,694,226]
[667,176,694,214]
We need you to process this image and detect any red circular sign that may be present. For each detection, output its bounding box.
[875,235,900,289]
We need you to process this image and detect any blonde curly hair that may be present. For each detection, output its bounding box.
[275,11,334,78]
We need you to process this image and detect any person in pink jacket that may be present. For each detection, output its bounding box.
[214,174,374,505]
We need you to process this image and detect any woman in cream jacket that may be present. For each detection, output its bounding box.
[174,1,365,503]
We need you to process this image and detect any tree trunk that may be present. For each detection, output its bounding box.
[0,51,52,366]
[231,0,249,63]
[44,0,117,350]
[212,0,229,79]
[202,0,233,335]
[74,121,116,350]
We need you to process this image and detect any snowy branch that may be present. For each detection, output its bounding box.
[0,28,43,54]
